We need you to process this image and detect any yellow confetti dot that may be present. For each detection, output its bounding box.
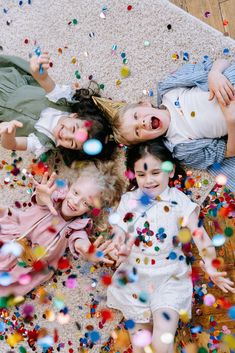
[7,333,23,347]
[116,79,121,86]
[71,56,77,64]
[191,111,196,117]
[90,266,95,273]
[179,309,189,323]
[5,165,13,171]
[224,334,235,349]
[33,246,46,259]
[178,227,192,243]
[172,53,179,60]
[120,66,130,78]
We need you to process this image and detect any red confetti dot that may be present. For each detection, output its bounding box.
[211,258,221,269]
[49,62,53,67]
[47,226,57,233]
[127,5,132,11]
[101,309,113,321]
[58,257,70,270]
[24,38,29,44]
[33,260,45,272]
[101,274,112,286]
[88,244,95,254]
[223,19,229,26]
[92,208,101,217]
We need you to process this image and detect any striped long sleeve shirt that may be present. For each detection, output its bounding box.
[157,58,235,193]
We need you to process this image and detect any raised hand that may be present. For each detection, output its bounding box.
[31,172,58,215]
[200,260,235,293]
[30,52,50,81]
[0,120,23,135]
[84,235,115,265]
[208,70,235,106]
[115,233,135,267]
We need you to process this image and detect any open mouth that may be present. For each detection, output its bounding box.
[151,117,160,130]
[145,185,159,189]
[67,201,76,212]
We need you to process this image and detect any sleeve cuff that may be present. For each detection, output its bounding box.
[46,84,73,102]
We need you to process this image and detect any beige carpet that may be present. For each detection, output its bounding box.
[0,0,235,352]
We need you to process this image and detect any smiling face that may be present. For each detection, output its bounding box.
[53,114,86,150]
[119,102,171,144]
[61,176,101,219]
[134,153,175,198]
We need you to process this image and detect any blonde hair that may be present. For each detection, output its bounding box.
[112,103,140,146]
[77,162,125,235]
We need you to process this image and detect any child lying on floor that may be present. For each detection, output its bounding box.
[94,58,235,192]
[0,162,124,297]
[0,53,116,165]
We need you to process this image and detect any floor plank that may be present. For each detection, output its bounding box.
[170,0,235,39]
[220,0,235,38]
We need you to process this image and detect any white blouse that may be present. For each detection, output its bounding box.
[27,84,73,157]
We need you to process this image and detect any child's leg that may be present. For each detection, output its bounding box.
[152,308,179,353]
[129,322,153,353]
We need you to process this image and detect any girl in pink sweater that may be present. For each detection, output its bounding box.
[0,163,123,297]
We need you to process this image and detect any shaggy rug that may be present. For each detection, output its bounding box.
[0,0,234,352]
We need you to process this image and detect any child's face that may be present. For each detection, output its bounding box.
[53,114,86,150]
[120,102,170,144]
[61,176,101,219]
[134,153,174,198]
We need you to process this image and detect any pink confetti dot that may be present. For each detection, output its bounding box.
[75,129,88,143]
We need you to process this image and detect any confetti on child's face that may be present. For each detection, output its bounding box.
[120,103,171,144]
[61,176,101,218]
[53,115,86,150]
[134,154,174,198]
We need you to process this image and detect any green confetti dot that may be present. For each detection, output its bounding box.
[72,18,78,25]
[198,348,208,353]
[0,297,8,308]
[203,179,209,185]
[224,227,233,237]
[154,246,160,252]
[19,347,27,353]
[99,84,105,90]
[40,153,48,162]
[123,58,128,64]
[75,71,81,79]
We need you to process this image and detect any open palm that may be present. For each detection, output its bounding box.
[31,172,58,215]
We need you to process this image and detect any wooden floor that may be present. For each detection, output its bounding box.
[170,0,235,39]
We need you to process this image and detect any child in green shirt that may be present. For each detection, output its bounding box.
[0,53,116,165]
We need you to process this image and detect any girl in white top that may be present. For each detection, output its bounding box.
[107,140,235,353]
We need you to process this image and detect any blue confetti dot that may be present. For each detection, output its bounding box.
[168,252,177,260]
[89,330,100,342]
[96,251,103,258]
[56,179,67,188]
[0,322,5,332]
[124,319,135,329]
[139,193,152,206]
[83,139,103,155]
[228,306,235,320]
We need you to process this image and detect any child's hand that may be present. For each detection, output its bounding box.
[115,233,135,267]
[31,172,58,215]
[0,120,23,136]
[30,52,50,81]
[83,235,115,265]
[200,260,235,293]
[208,70,235,106]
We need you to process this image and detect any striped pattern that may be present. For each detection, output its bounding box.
[157,58,235,192]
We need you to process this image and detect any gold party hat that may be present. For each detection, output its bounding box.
[92,96,127,122]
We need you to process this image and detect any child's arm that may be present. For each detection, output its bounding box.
[74,234,115,264]
[188,210,235,293]
[217,100,235,157]
[0,121,27,151]
[30,53,55,93]
[208,59,235,106]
